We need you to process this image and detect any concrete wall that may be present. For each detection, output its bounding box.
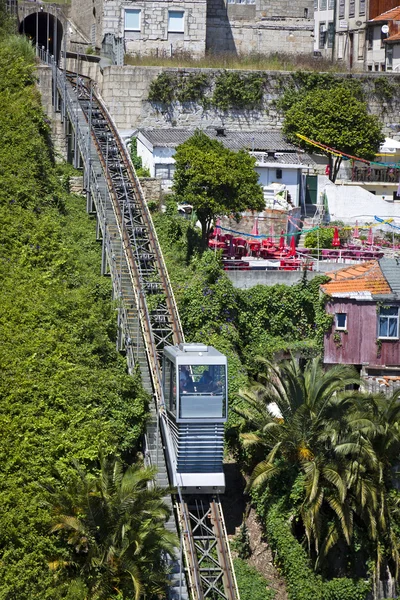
[139,177,162,203]
[227,262,345,288]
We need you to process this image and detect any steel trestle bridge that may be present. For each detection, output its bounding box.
[38,47,239,600]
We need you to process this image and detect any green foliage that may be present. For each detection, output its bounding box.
[176,72,210,103]
[233,522,251,559]
[147,70,264,109]
[212,70,265,110]
[265,503,370,600]
[130,136,151,177]
[147,71,176,104]
[46,456,177,599]
[276,72,364,113]
[172,130,264,245]
[236,276,332,366]
[373,77,397,102]
[282,85,384,182]
[0,35,148,598]
[233,558,275,600]
[304,228,334,249]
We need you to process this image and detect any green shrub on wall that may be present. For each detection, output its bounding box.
[264,504,370,600]
[212,71,265,110]
[147,70,265,110]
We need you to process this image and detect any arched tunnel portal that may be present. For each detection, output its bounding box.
[19,11,63,62]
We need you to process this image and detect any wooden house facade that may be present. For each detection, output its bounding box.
[322,259,400,391]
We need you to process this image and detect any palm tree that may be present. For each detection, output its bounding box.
[46,456,178,599]
[234,356,365,560]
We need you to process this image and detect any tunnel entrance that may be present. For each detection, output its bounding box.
[19,11,63,62]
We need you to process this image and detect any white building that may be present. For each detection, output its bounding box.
[313,0,335,59]
[135,129,315,208]
[334,0,368,69]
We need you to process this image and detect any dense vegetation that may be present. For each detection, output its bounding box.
[280,78,384,182]
[172,130,264,246]
[241,358,400,598]
[0,33,149,598]
[152,203,400,599]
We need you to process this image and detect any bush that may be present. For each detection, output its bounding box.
[233,558,275,600]
[265,504,370,600]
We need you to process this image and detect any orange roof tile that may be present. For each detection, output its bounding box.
[371,5,400,20]
[386,31,400,41]
[321,261,391,295]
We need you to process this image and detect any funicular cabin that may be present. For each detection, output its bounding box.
[162,343,227,494]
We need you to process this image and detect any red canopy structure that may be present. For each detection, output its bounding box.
[250,217,259,238]
[353,220,359,239]
[288,235,297,257]
[332,226,341,247]
[213,218,222,239]
[367,226,374,246]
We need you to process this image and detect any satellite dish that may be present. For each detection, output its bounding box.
[356,20,362,26]
[381,24,389,34]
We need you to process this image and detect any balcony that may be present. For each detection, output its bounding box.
[347,166,400,184]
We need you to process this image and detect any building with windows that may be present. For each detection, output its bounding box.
[68,0,315,62]
[366,6,400,71]
[134,128,315,206]
[313,0,335,59]
[332,0,367,69]
[322,258,400,392]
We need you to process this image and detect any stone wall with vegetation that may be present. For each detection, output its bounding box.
[100,65,400,136]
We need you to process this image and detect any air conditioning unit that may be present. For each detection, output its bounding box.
[321,25,327,33]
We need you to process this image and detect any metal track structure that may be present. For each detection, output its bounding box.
[38,46,239,600]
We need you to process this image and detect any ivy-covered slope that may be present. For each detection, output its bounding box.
[0,36,147,598]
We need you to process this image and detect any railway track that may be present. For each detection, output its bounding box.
[40,52,239,600]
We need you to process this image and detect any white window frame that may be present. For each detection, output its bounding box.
[335,313,347,330]
[124,8,141,32]
[378,306,399,339]
[168,10,185,33]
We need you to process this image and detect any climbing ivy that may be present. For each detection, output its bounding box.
[147,70,264,110]
[211,71,265,110]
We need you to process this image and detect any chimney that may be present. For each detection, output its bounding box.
[216,127,226,137]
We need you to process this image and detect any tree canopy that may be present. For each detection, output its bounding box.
[46,457,177,600]
[172,130,264,246]
[283,86,384,182]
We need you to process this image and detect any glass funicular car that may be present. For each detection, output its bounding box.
[161,343,227,494]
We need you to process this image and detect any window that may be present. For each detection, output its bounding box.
[276,169,283,179]
[155,164,175,179]
[367,27,373,50]
[336,313,347,330]
[358,30,365,58]
[339,0,345,19]
[359,0,365,15]
[168,10,184,33]
[314,0,318,10]
[124,9,141,31]
[328,0,334,9]
[349,0,355,17]
[319,22,326,48]
[379,306,399,338]
[320,0,327,10]
[328,22,334,47]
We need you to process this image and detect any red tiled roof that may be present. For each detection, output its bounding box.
[386,31,400,41]
[321,261,391,295]
[370,5,400,20]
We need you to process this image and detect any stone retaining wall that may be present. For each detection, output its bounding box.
[98,66,400,136]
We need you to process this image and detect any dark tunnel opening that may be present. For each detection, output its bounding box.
[19,12,63,62]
